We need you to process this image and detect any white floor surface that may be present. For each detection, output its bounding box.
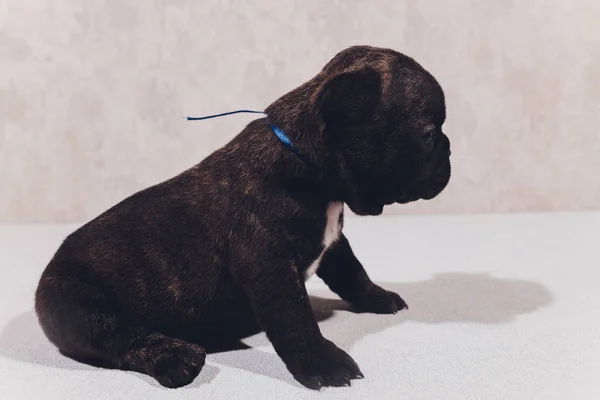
[1,212,599,399]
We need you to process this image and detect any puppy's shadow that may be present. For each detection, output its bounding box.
[0,273,553,389]
[0,309,220,387]
[205,272,554,387]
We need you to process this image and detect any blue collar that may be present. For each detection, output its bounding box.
[265,117,297,153]
[185,110,297,153]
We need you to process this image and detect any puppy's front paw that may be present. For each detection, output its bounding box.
[355,285,408,314]
[291,339,363,390]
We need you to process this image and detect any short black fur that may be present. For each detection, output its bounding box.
[35,46,451,390]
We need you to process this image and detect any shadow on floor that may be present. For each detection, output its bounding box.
[0,272,553,389]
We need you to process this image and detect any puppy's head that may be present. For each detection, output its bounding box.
[315,46,451,215]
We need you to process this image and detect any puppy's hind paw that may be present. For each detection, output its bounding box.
[124,334,206,389]
[152,344,206,388]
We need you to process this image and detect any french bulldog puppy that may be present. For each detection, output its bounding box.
[35,45,451,390]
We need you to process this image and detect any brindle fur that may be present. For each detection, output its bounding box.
[35,46,451,390]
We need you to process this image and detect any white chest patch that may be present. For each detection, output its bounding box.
[305,202,344,280]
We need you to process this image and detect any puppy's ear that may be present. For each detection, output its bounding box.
[316,67,382,128]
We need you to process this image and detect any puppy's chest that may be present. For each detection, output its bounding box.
[304,202,344,280]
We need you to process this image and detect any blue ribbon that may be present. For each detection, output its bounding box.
[185,110,297,153]
[185,110,266,121]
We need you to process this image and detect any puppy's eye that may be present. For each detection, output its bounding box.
[423,130,434,144]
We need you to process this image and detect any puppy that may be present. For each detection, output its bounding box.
[35,45,451,390]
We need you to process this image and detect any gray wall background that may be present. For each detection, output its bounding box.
[1,0,599,223]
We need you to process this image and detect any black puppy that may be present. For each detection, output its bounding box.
[35,46,450,390]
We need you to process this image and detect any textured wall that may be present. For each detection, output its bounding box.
[1,0,599,222]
